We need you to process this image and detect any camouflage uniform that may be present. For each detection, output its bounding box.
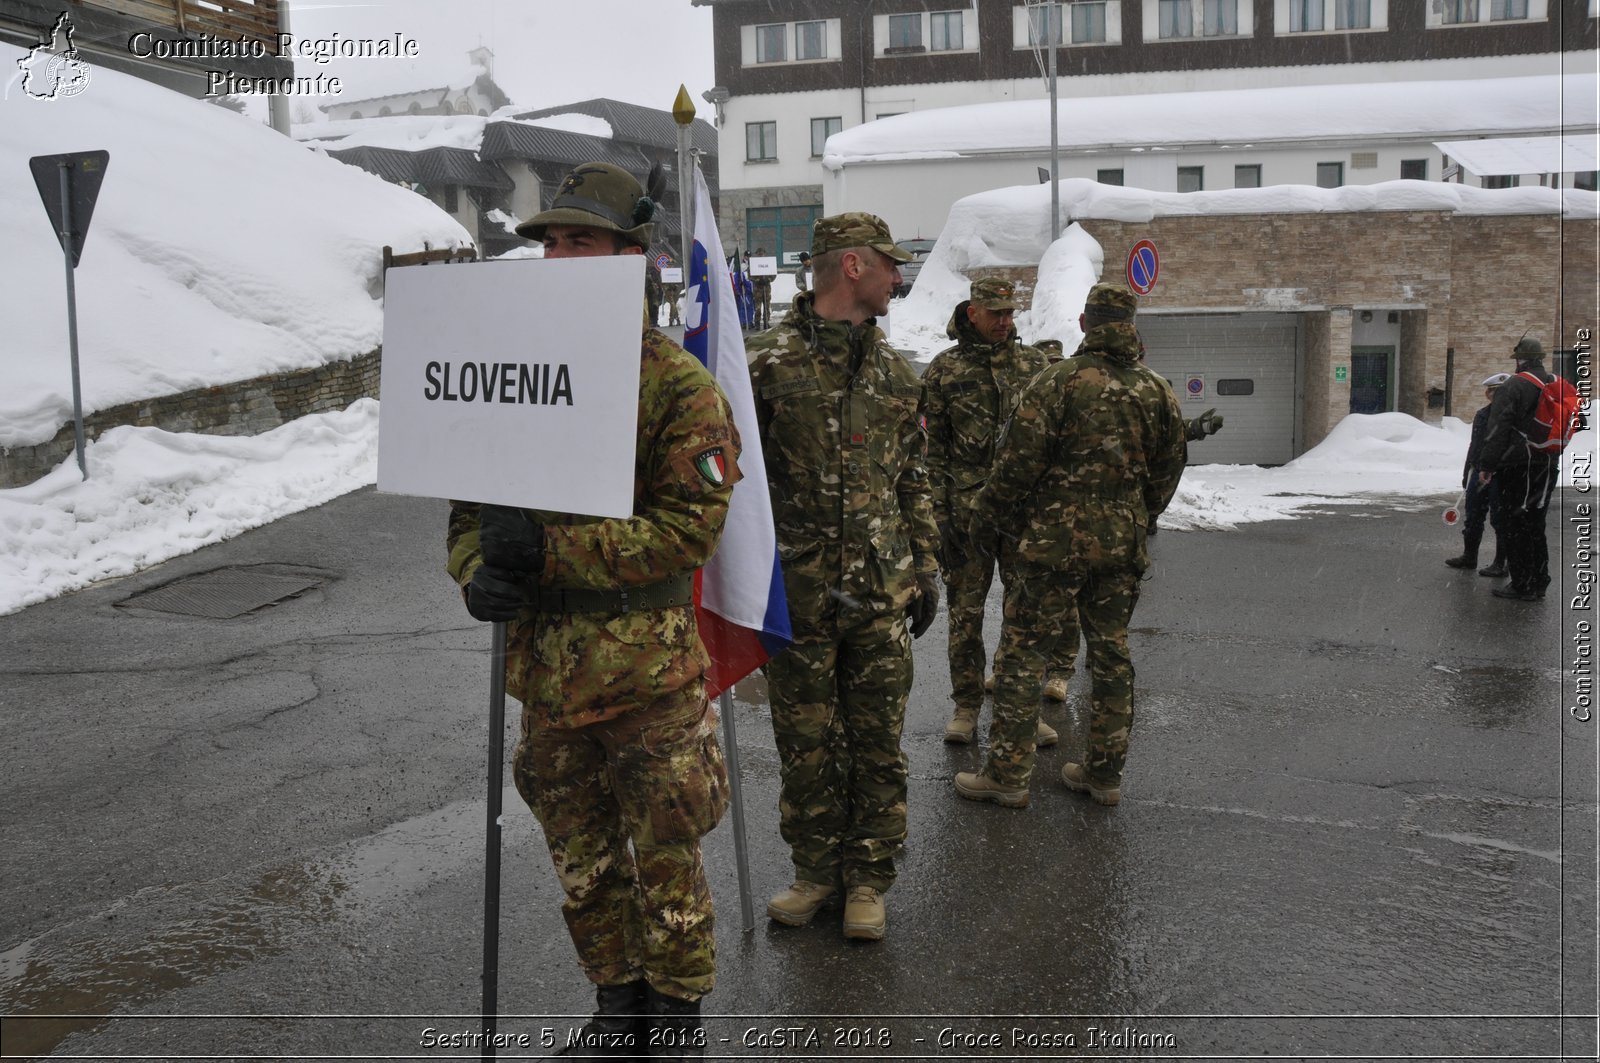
[664,282,683,325]
[747,216,937,894]
[751,255,774,329]
[448,165,743,1005]
[969,284,1187,793]
[923,279,1064,717]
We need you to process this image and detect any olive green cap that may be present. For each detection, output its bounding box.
[811,212,913,262]
[970,277,1018,311]
[1035,339,1065,356]
[1511,335,1545,359]
[515,162,656,249]
[1085,282,1138,321]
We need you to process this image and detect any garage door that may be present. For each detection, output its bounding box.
[1137,313,1301,466]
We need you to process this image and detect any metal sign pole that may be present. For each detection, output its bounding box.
[717,689,757,932]
[57,161,87,480]
[1048,7,1060,242]
[673,85,695,279]
[480,620,507,1061]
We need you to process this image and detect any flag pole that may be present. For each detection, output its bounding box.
[718,685,756,932]
[673,85,695,282]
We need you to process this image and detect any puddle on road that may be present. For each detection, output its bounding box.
[0,796,489,1058]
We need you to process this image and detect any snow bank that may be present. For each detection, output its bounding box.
[0,401,380,616]
[1,42,470,449]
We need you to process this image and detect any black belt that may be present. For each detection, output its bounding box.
[530,574,694,615]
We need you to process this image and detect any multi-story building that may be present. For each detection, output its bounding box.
[693,0,1597,260]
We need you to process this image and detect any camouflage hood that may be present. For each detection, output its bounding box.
[1076,321,1144,363]
[944,300,1018,351]
[782,289,887,365]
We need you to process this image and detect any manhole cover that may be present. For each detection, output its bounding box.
[119,569,321,619]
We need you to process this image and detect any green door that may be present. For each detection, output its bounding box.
[1350,347,1394,415]
[747,205,821,267]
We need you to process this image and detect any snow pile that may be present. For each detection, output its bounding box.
[294,113,489,150]
[523,112,614,139]
[1,41,470,449]
[0,402,379,616]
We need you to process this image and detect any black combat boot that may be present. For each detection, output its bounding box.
[1478,546,1507,578]
[644,986,705,1059]
[546,980,646,1060]
[1444,553,1477,569]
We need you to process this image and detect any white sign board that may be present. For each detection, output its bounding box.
[748,256,778,277]
[377,256,644,518]
[660,266,683,284]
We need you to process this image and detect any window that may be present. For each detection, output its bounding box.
[1178,165,1204,191]
[1235,164,1261,188]
[1483,174,1520,188]
[1576,171,1599,192]
[1097,168,1124,185]
[1440,0,1477,22]
[931,10,965,50]
[1203,0,1238,34]
[442,186,458,213]
[1072,2,1109,41]
[379,105,393,116]
[1334,0,1371,27]
[810,116,842,157]
[796,20,826,59]
[755,23,786,62]
[888,13,923,49]
[1217,378,1255,396]
[1159,0,1194,36]
[1289,0,1324,30]
[1490,0,1528,17]
[1401,159,1428,180]
[1317,162,1344,188]
[1029,3,1065,44]
[876,111,904,120]
[746,121,777,162]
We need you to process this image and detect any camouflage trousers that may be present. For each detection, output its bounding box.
[942,540,1080,710]
[513,684,728,1001]
[986,564,1142,788]
[767,609,911,893]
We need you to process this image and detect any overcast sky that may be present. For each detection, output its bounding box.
[286,0,717,116]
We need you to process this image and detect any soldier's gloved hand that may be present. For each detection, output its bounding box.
[465,564,530,622]
[907,572,940,639]
[479,504,546,573]
[1196,408,1224,436]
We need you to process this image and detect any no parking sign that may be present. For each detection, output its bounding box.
[1186,375,1206,399]
[1127,239,1159,295]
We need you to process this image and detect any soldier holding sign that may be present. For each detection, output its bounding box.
[445,161,741,1058]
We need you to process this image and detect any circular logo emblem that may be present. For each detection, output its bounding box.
[46,54,91,98]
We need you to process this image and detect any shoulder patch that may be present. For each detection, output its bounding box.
[694,446,728,486]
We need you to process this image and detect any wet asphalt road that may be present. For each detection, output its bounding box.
[0,486,1594,1062]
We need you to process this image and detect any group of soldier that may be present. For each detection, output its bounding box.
[445,158,1196,1059]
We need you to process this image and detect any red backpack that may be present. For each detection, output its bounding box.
[1517,371,1585,453]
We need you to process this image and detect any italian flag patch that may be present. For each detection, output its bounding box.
[694,447,727,486]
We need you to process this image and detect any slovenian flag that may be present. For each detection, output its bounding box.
[682,164,792,697]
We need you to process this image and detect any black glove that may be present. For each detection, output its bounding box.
[479,504,546,573]
[465,564,530,622]
[1196,408,1224,436]
[907,572,939,639]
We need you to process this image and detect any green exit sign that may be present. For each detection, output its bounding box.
[1334,365,1349,382]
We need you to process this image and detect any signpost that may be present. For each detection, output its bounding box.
[378,254,645,1059]
[748,255,777,277]
[654,252,671,273]
[1127,239,1159,296]
[30,150,109,480]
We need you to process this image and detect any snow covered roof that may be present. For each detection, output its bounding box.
[511,98,718,154]
[823,73,1598,169]
[1433,134,1599,177]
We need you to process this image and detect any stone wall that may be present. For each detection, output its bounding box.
[0,350,381,488]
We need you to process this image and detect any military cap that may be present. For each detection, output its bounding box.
[970,277,1018,311]
[515,162,657,249]
[1084,283,1138,321]
[1481,372,1511,388]
[1035,339,1065,356]
[1511,336,1545,359]
[811,212,913,262]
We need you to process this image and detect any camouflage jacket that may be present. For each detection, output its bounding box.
[922,304,1058,530]
[747,291,939,631]
[972,321,1187,575]
[446,326,742,728]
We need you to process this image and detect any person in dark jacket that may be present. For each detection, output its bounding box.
[1445,372,1509,577]
[1476,337,1560,601]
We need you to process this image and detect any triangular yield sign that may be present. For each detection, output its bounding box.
[30,150,110,268]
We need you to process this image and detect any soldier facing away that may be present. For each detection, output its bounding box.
[445,161,741,1058]
[922,278,1067,746]
[750,246,774,329]
[747,212,940,941]
[954,283,1187,810]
